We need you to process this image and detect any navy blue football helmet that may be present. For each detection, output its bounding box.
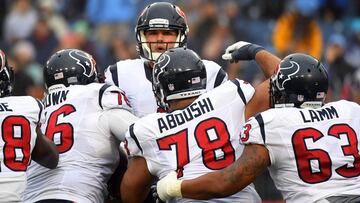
[152,47,206,109]
[44,49,98,89]
[270,53,328,108]
[0,49,14,98]
[136,2,189,61]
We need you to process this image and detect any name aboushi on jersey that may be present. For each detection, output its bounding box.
[157,97,214,133]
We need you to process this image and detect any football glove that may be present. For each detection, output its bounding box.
[222,41,265,63]
[157,171,183,201]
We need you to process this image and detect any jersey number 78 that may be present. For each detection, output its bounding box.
[156,117,235,177]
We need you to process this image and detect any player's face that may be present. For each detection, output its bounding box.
[144,30,178,53]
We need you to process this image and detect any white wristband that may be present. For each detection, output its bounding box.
[157,171,183,200]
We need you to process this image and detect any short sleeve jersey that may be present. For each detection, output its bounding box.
[104,59,228,117]
[240,100,360,202]
[0,96,43,202]
[126,80,261,203]
[24,83,132,203]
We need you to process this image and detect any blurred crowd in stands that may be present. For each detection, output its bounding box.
[1,0,360,104]
[2,0,359,201]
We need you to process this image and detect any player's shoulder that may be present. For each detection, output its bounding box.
[134,112,161,128]
[327,100,359,108]
[94,83,133,111]
[104,59,143,75]
[214,79,255,104]
[325,100,360,116]
[1,96,43,122]
[116,58,143,70]
[132,113,162,137]
[1,95,41,109]
[202,59,221,70]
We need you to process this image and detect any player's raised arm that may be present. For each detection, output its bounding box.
[222,41,281,78]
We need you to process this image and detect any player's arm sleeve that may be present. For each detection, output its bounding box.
[33,98,46,125]
[98,108,138,141]
[104,64,118,86]
[124,124,144,157]
[214,67,228,87]
[231,79,255,105]
[204,60,228,90]
[98,84,133,112]
[124,121,164,177]
[240,112,276,165]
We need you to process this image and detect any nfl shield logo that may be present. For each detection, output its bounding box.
[168,83,174,91]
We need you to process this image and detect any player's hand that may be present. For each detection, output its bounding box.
[157,171,183,201]
[222,41,265,63]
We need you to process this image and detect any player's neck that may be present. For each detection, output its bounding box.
[168,97,198,111]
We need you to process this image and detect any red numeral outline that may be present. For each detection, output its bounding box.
[45,104,76,153]
[2,116,31,171]
[157,118,235,177]
[292,124,360,184]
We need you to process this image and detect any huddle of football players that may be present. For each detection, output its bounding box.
[0,2,360,203]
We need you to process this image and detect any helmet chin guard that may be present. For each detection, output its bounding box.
[0,49,14,98]
[136,2,189,61]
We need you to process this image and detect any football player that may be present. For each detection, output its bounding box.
[0,49,58,201]
[23,49,138,203]
[104,2,280,201]
[157,53,360,202]
[121,46,279,202]
[104,2,278,117]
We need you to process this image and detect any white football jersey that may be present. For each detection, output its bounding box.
[0,96,43,202]
[23,83,132,203]
[241,100,360,202]
[104,58,228,117]
[126,80,261,203]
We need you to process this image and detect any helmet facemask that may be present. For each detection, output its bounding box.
[137,28,187,61]
[152,61,168,109]
[0,66,14,98]
[135,2,189,62]
[0,50,13,98]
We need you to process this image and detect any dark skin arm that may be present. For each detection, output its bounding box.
[245,79,270,120]
[31,125,59,169]
[120,156,156,203]
[244,50,280,120]
[181,144,270,199]
[255,49,281,78]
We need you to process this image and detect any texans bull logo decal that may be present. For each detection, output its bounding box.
[153,53,170,85]
[69,50,96,77]
[276,61,300,90]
